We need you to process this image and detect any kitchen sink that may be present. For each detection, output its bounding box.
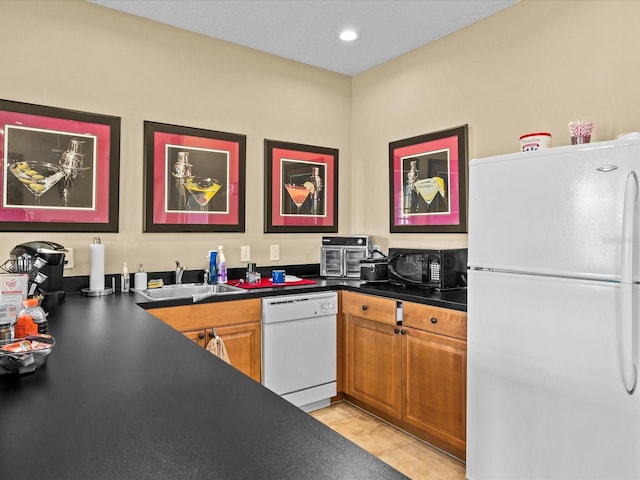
[136,282,245,301]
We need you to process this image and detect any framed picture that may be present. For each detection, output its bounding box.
[264,139,338,233]
[389,125,468,233]
[0,99,120,232]
[143,121,246,233]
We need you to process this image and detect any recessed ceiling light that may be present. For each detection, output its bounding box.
[339,29,358,42]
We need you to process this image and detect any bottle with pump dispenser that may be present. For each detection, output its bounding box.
[134,264,147,291]
[217,246,227,284]
[121,262,130,293]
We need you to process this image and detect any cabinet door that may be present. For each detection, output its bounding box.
[346,315,402,419]
[207,322,261,383]
[403,326,466,459]
[181,329,207,348]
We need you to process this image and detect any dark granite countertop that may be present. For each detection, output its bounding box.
[0,292,408,480]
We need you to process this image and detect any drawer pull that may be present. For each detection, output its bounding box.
[430,317,438,324]
[362,305,368,311]
[198,332,205,339]
[401,329,407,335]
[394,328,400,334]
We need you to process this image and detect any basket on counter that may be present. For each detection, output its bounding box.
[0,334,55,375]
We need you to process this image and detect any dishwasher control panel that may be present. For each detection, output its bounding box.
[262,291,338,323]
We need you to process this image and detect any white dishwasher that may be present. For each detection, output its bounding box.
[261,291,338,412]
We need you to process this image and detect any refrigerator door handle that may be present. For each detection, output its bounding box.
[619,170,638,394]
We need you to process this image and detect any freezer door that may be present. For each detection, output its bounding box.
[467,270,640,480]
[468,140,640,281]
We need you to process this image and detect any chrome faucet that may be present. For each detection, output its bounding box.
[175,260,185,285]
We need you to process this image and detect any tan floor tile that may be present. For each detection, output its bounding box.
[378,441,465,480]
[312,401,466,480]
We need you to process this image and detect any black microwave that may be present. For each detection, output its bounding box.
[387,248,468,290]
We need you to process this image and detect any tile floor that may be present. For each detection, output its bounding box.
[310,401,466,480]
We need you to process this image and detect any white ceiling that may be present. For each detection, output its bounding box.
[88,0,516,76]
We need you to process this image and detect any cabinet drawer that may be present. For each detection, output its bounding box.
[342,291,397,326]
[403,302,467,340]
[148,298,261,331]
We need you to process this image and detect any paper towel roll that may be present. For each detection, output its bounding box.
[89,241,105,292]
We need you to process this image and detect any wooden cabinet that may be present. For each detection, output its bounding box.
[403,324,466,460]
[147,299,261,382]
[343,291,402,417]
[346,314,403,418]
[343,291,467,460]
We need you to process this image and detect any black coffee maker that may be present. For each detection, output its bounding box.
[10,241,67,316]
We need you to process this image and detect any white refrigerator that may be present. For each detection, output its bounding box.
[467,138,640,479]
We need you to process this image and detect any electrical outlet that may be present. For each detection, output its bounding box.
[240,245,251,262]
[64,247,74,269]
[270,244,280,261]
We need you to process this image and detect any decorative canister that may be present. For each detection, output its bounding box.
[519,132,552,152]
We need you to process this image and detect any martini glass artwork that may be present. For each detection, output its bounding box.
[414,177,445,208]
[285,184,312,214]
[9,161,65,204]
[184,177,222,211]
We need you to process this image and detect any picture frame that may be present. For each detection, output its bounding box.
[389,125,468,233]
[0,98,120,232]
[143,121,246,233]
[264,139,338,233]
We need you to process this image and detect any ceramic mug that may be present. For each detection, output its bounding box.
[272,270,285,284]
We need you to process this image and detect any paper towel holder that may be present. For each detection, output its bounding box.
[81,236,114,297]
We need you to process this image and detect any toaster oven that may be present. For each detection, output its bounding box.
[320,236,371,278]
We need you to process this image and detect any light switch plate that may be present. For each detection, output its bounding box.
[270,245,280,261]
[240,245,251,262]
[65,247,74,269]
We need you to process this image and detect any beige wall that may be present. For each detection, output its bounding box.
[0,0,351,275]
[2,0,639,276]
[352,0,640,251]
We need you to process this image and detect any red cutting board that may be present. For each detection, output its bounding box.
[234,278,317,289]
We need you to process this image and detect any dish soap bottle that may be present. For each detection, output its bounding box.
[208,250,218,285]
[121,262,130,293]
[217,246,227,284]
[134,264,147,291]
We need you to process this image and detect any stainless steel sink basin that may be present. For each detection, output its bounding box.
[137,283,245,301]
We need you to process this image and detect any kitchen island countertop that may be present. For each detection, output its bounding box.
[0,291,409,479]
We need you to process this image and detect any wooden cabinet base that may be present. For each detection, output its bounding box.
[148,299,261,382]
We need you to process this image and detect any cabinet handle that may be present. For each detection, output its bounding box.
[401,329,407,335]
[430,317,438,324]
[362,305,368,311]
[198,332,205,339]
[394,328,400,334]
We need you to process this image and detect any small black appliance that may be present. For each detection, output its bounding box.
[10,241,67,315]
[387,248,467,290]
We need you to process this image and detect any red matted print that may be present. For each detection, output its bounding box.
[143,121,246,233]
[264,139,338,233]
[0,99,120,232]
[389,125,468,233]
